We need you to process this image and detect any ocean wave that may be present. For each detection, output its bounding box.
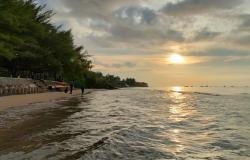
[193,92,221,96]
[1,88,250,160]
[169,90,221,96]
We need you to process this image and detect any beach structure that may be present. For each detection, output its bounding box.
[0,77,45,96]
[0,77,70,97]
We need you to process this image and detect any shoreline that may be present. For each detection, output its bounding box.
[0,89,97,111]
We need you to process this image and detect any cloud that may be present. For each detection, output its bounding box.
[161,0,243,16]
[112,62,137,68]
[234,35,250,46]
[57,0,140,21]
[192,28,221,41]
[87,19,111,31]
[113,6,157,25]
[190,48,250,57]
[108,24,184,44]
[237,14,250,31]
[95,61,136,69]
[37,0,186,51]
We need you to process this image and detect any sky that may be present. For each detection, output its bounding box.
[36,0,250,87]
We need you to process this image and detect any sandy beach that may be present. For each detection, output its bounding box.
[0,89,95,111]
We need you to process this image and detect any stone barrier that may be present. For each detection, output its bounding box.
[0,85,43,96]
[0,77,47,97]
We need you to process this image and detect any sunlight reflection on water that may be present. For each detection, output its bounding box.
[171,86,183,92]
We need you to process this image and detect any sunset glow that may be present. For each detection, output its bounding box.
[168,54,185,64]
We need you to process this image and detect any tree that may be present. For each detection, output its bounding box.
[0,0,92,82]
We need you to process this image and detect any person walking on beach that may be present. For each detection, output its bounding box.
[81,85,85,95]
[69,84,73,94]
[64,87,68,93]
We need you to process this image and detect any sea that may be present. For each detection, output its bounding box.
[0,87,250,160]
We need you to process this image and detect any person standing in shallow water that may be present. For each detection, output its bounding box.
[69,84,73,94]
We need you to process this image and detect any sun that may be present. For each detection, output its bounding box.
[168,54,184,64]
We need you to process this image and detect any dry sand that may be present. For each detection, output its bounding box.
[0,89,95,111]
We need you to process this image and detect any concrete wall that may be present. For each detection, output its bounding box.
[0,77,45,96]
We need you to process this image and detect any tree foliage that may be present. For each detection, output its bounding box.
[0,0,92,81]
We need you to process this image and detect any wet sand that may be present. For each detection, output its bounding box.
[0,89,94,111]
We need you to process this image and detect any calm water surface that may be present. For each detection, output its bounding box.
[0,88,250,160]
